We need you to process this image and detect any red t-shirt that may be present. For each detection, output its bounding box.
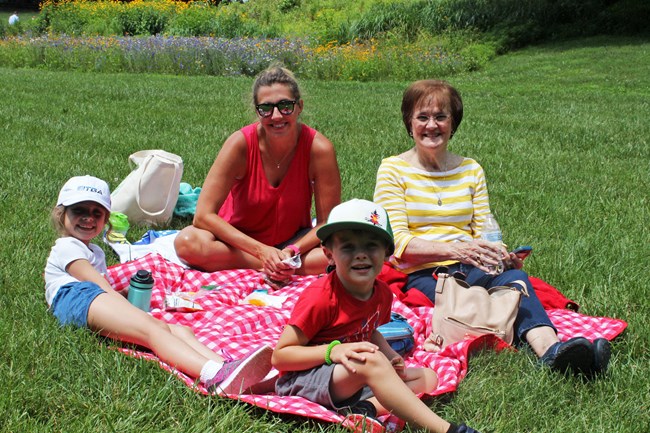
[218,123,315,246]
[289,272,393,345]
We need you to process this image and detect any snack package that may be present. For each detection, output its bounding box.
[164,291,205,312]
[241,290,288,308]
[282,254,301,269]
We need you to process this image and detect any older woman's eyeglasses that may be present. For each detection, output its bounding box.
[413,114,451,124]
[255,100,297,118]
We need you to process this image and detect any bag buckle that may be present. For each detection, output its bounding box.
[431,266,449,281]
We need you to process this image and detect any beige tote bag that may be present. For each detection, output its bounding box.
[111,150,183,226]
[424,272,528,352]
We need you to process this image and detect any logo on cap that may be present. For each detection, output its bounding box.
[367,210,381,226]
[77,186,104,195]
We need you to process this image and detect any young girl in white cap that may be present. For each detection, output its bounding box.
[45,175,271,394]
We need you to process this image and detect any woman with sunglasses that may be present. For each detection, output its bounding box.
[373,80,611,379]
[175,65,341,284]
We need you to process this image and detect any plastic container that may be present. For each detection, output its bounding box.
[127,270,154,312]
[241,290,288,308]
[480,213,504,275]
[107,212,130,243]
[109,212,130,235]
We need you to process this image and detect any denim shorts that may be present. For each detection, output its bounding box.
[275,363,373,411]
[50,281,106,328]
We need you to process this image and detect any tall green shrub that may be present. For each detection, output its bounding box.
[348,0,612,49]
[46,1,89,35]
[167,5,215,36]
[349,2,422,41]
[117,2,174,35]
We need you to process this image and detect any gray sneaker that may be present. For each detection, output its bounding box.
[205,345,273,395]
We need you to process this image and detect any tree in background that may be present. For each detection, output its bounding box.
[0,0,39,10]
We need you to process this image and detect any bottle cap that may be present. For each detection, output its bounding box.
[130,270,154,289]
[109,212,130,234]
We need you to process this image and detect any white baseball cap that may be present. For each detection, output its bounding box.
[317,199,394,254]
[57,175,112,212]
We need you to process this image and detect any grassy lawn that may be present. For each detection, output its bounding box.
[0,36,648,432]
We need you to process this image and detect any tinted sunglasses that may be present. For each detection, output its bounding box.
[255,100,296,118]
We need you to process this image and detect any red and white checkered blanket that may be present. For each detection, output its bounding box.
[105,253,627,430]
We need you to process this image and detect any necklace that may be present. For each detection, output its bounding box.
[431,177,444,206]
[265,143,297,169]
[273,149,293,168]
[407,149,452,206]
[426,159,449,206]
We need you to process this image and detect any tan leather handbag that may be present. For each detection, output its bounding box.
[424,272,529,352]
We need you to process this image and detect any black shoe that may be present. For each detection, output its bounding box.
[342,400,377,418]
[590,338,612,377]
[539,336,593,376]
[447,422,482,433]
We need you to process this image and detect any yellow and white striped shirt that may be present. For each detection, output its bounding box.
[374,155,491,274]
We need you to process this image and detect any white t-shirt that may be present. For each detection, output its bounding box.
[8,14,19,25]
[44,237,108,307]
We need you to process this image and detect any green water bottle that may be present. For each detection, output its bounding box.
[127,270,154,312]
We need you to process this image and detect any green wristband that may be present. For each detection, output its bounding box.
[324,340,341,365]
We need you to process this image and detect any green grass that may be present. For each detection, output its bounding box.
[1,35,649,432]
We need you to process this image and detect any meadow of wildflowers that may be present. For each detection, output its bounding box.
[0,0,490,80]
[2,0,641,81]
[0,34,467,81]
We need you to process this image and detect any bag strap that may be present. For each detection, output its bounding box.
[435,272,470,295]
[129,149,182,167]
[508,279,530,297]
[486,280,529,297]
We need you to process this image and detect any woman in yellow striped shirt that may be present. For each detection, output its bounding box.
[374,80,609,379]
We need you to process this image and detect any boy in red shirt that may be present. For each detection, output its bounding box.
[272,199,479,433]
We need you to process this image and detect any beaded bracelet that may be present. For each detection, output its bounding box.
[324,340,341,365]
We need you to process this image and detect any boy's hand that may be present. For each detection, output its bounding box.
[330,342,378,374]
[390,355,406,379]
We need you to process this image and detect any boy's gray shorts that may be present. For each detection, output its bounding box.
[275,363,374,411]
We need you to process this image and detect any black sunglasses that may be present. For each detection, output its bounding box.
[255,100,296,118]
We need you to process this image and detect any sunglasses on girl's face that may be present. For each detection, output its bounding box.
[255,100,296,117]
